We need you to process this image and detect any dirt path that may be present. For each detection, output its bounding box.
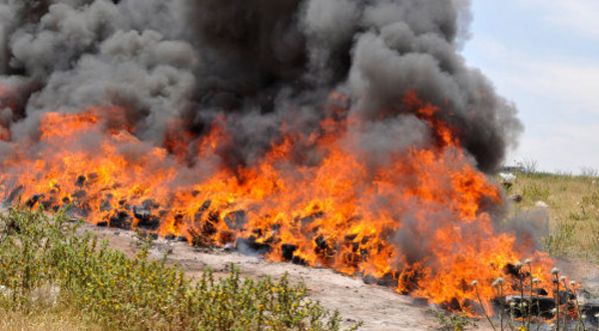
[87,224,443,331]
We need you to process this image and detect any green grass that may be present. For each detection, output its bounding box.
[0,208,360,331]
[505,171,599,259]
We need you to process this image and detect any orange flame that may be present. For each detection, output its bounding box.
[0,92,555,312]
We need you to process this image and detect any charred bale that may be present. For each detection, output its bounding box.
[133,205,160,231]
[75,175,86,187]
[188,227,213,247]
[4,185,24,205]
[504,263,529,279]
[109,210,132,230]
[291,255,307,266]
[281,244,298,261]
[142,199,159,210]
[67,202,91,219]
[300,211,324,230]
[200,200,211,211]
[41,196,56,210]
[281,244,307,265]
[137,215,161,231]
[582,300,599,324]
[218,231,235,245]
[26,194,44,208]
[224,210,247,230]
[314,235,336,257]
[557,290,576,303]
[72,190,87,200]
[503,295,555,319]
[236,236,272,255]
[362,273,397,287]
[378,273,398,287]
[100,195,113,212]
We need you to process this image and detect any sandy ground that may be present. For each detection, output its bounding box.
[87,224,445,331]
[86,223,599,331]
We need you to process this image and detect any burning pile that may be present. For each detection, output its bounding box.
[0,0,558,314]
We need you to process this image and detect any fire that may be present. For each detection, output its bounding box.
[0,90,554,312]
[40,111,100,139]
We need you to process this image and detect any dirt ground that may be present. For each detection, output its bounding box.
[87,224,443,331]
[84,222,599,331]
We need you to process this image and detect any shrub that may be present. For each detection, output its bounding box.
[0,208,360,331]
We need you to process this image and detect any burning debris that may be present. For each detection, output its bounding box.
[0,0,564,316]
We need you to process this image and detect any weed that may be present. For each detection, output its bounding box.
[580,167,599,178]
[521,184,550,204]
[432,310,476,331]
[582,192,599,210]
[543,222,575,256]
[0,208,360,331]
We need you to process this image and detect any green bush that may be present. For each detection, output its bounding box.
[0,208,360,331]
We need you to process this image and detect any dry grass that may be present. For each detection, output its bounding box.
[505,171,599,259]
[0,310,97,331]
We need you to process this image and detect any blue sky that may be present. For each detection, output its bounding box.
[462,0,599,173]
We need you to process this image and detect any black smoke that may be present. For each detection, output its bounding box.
[0,0,522,172]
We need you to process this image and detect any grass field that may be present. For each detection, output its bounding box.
[504,170,599,260]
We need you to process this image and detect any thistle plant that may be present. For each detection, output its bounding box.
[552,267,561,331]
[524,258,533,331]
[475,261,590,331]
[563,279,586,331]
[472,280,497,331]
[493,277,505,331]
[532,277,542,331]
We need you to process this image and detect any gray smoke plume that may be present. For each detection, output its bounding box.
[0,1,547,292]
[0,0,522,171]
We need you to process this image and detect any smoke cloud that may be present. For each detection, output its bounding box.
[0,2,550,302]
[0,0,522,174]
[0,0,523,175]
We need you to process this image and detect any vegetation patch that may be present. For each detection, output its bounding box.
[0,208,359,331]
[505,170,599,259]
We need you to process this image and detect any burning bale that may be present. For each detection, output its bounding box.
[109,210,132,230]
[133,200,161,230]
[236,235,273,256]
[0,0,565,317]
[494,289,599,328]
[460,264,599,330]
[224,210,247,231]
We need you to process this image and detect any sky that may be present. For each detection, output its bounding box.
[462,0,599,174]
